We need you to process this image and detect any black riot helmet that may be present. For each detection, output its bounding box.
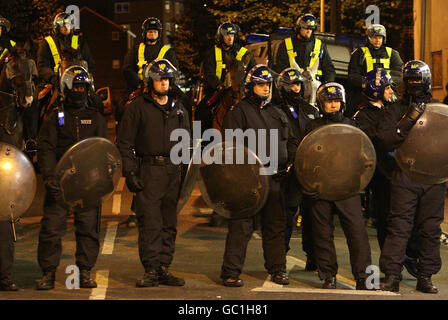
[53,12,72,36]
[362,68,394,102]
[402,60,431,97]
[277,67,305,98]
[143,58,177,96]
[366,24,387,45]
[60,65,92,108]
[244,64,273,101]
[215,22,238,47]
[316,82,346,114]
[0,16,11,35]
[295,14,318,34]
[142,17,162,42]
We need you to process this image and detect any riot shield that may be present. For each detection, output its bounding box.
[55,137,122,212]
[197,142,269,219]
[0,142,36,221]
[396,103,448,184]
[295,124,376,201]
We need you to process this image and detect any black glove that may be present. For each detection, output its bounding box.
[125,171,145,193]
[301,188,320,200]
[397,102,426,133]
[45,178,61,199]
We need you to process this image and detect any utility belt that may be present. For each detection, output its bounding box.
[141,155,172,165]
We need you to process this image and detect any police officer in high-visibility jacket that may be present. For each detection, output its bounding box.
[348,24,403,113]
[122,17,179,98]
[37,12,95,86]
[274,14,336,83]
[0,16,16,68]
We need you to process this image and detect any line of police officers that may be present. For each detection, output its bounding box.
[0,11,444,294]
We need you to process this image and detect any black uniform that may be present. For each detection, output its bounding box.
[279,94,319,254]
[37,103,108,273]
[117,93,190,272]
[377,94,445,277]
[37,33,95,84]
[220,96,292,279]
[304,114,372,281]
[273,34,336,83]
[347,44,403,114]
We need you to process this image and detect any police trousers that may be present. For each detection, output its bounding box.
[221,177,287,279]
[134,163,181,272]
[380,170,446,277]
[310,195,372,280]
[0,221,14,281]
[38,193,100,272]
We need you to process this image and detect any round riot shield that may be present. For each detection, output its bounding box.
[295,124,376,201]
[396,103,448,185]
[197,142,269,219]
[55,137,122,212]
[0,142,37,221]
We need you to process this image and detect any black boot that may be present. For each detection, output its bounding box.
[36,271,55,290]
[80,269,97,288]
[305,256,317,271]
[271,272,289,285]
[136,269,159,287]
[380,274,400,292]
[416,276,438,294]
[322,276,337,289]
[0,279,19,291]
[222,277,244,287]
[356,278,377,290]
[157,266,185,286]
[403,256,418,279]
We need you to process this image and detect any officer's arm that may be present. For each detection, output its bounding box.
[244,50,257,71]
[203,50,222,90]
[353,111,377,140]
[390,50,404,86]
[166,47,180,70]
[81,37,95,75]
[376,104,407,151]
[273,41,289,74]
[320,43,336,82]
[37,112,59,181]
[116,103,140,175]
[122,46,141,91]
[37,40,55,83]
[222,107,244,131]
[96,112,109,139]
[348,48,364,89]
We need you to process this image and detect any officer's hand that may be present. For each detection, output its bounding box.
[301,188,320,200]
[45,179,61,199]
[126,172,145,193]
[406,102,426,122]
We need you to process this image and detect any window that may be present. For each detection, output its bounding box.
[174,1,181,15]
[112,31,119,41]
[115,2,130,14]
[165,0,171,13]
[112,59,120,69]
[432,51,443,88]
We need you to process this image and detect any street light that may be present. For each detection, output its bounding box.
[320,0,325,33]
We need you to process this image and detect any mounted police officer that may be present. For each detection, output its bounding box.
[276,67,319,270]
[348,24,403,114]
[274,14,336,85]
[117,59,190,288]
[220,65,293,287]
[303,82,372,290]
[378,61,444,294]
[35,66,108,290]
[37,12,94,86]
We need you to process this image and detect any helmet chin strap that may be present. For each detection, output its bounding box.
[151,87,168,97]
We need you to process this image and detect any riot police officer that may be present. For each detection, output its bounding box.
[220,65,292,287]
[36,66,108,290]
[37,12,94,85]
[348,24,403,114]
[276,67,319,270]
[304,82,372,290]
[117,59,190,288]
[273,14,335,83]
[378,61,444,293]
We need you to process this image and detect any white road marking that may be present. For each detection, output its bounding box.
[251,286,400,296]
[101,221,119,255]
[89,270,109,300]
[112,194,121,215]
[116,177,126,192]
[252,233,261,240]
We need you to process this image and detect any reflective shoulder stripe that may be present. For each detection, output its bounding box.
[157,44,171,59]
[235,47,248,61]
[71,35,79,50]
[10,40,16,47]
[284,37,297,69]
[45,36,61,73]
[0,49,8,60]
[361,46,374,73]
[137,42,147,80]
[309,38,322,69]
[215,46,225,80]
[385,47,392,58]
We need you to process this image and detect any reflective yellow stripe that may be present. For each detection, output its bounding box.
[0,49,8,60]
[71,35,78,50]
[285,37,297,69]
[45,36,61,73]
[361,46,392,73]
[317,70,323,75]
[10,40,16,47]
[215,46,226,80]
[157,45,171,59]
[309,38,322,69]
[137,43,147,80]
[235,47,247,61]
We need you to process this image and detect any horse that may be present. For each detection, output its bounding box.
[0,42,38,149]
